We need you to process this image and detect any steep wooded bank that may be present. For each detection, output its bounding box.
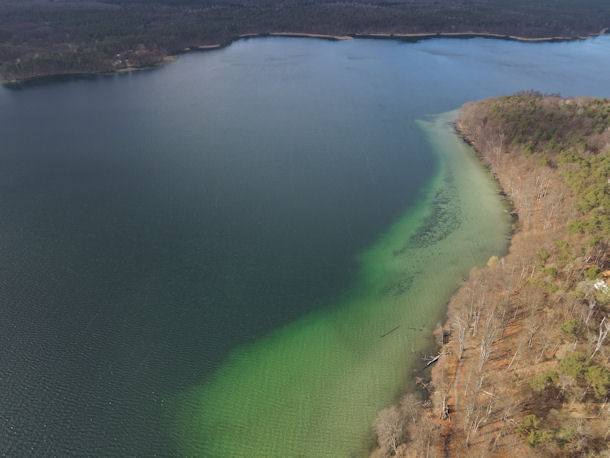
[1,0,610,83]
[373,93,609,457]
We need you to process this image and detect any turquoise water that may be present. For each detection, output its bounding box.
[1,35,610,456]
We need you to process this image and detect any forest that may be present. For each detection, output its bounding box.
[1,0,610,81]
[373,93,609,456]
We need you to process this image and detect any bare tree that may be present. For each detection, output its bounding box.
[535,317,557,363]
[407,414,440,458]
[399,393,422,425]
[478,309,499,371]
[490,395,520,452]
[374,406,405,456]
[590,316,609,359]
[431,355,451,420]
[453,313,469,360]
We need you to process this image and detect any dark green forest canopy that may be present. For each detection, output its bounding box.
[1,0,610,81]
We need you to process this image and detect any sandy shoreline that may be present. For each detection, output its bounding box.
[353,27,608,42]
[236,27,609,44]
[2,27,608,86]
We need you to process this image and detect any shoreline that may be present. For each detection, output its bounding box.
[173,110,512,456]
[426,95,609,455]
[370,111,513,457]
[2,27,608,86]
[371,114,525,457]
[353,27,608,42]
[428,118,526,456]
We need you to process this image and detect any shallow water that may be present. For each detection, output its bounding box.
[1,35,610,456]
[174,111,511,456]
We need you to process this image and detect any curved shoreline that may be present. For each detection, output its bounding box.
[171,111,511,456]
[2,27,608,86]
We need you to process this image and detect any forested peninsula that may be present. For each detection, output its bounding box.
[373,93,610,456]
[1,0,610,83]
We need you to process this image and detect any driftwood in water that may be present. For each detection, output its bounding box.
[380,325,400,338]
[425,353,443,366]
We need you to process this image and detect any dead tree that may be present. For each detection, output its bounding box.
[590,316,609,359]
[374,406,405,456]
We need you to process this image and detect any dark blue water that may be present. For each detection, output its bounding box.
[0,35,609,455]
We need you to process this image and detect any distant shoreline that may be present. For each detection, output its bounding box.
[353,28,609,42]
[2,27,608,86]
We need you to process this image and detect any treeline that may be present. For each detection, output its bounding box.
[467,92,609,236]
[373,93,609,456]
[2,0,610,81]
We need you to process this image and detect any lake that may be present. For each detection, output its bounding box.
[0,35,609,456]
